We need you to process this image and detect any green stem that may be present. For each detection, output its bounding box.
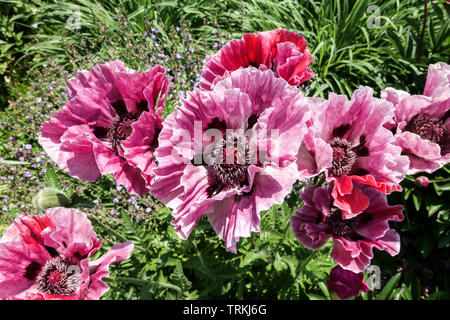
[417,0,428,62]
[295,250,317,283]
[429,178,450,183]
[103,277,182,294]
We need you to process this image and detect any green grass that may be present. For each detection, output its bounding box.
[0,0,449,300]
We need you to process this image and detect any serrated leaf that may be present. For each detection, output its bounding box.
[239,250,268,268]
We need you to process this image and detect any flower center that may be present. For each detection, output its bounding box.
[324,208,359,237]
[328,137,357,177]
[107,113,139,154]
[405,113,446,146]
[36,257,81,296]
[206,132,256,196]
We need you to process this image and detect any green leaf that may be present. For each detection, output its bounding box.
[239,250,268,268]
[306,293,327,300]
[318,281,330,298]
[412,192,422,211]
[426,291,450,300]
[375,272,402,300]
[44,163,62,189]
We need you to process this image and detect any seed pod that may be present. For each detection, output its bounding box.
[33,188,71,210]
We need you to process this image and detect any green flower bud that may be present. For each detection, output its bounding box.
[32,188,71,210]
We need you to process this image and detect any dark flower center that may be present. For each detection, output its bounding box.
[107,113,139,153]
[328,137,357,177]
[36,257,81,296]
[206,132,256,197]
[324,208,359,237]
[93,99,151,155]
[405,113,446,146]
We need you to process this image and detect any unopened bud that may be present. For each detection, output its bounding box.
[32,188,71,210]
[415,176,429,188]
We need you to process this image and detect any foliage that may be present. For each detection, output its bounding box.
[0,0,449,300]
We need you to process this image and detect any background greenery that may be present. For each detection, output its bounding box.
[0,0,449,300]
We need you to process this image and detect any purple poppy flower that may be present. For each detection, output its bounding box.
[39,61,169,195]
[151,67,311,252]
[0,208,133,300]
[381,62,450,174]
[290,184,404,273]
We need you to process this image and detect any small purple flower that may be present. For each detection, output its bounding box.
[211,29,217,34]
[41,168,47,174]
[19,157,24,162]
[24,171,32,178]
[0,158,3,163]
[23,144,32,150]
[145,207,152,213]
[8,136,14,141]
[109,210,119,216]
[35,97,42,103]
[136,216,142,223]
[93,199,99,205]
[213,42,218,48]
[113,198,119,204]
[8,175,14,181]
[143,31,149,37]
[2,207,7,212]
[127,197,137,205]
[176,53,182,59]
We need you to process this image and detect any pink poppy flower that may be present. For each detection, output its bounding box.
[152,67,311,252]
[296,86,409,218]
[290,184,404,273]
[381,62,450,174]
[200,28,314,90]
[39,61,169,195]
[327,265,369,300]
[0,208,134,300]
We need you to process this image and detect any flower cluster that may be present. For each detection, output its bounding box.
[1,27,449,300]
